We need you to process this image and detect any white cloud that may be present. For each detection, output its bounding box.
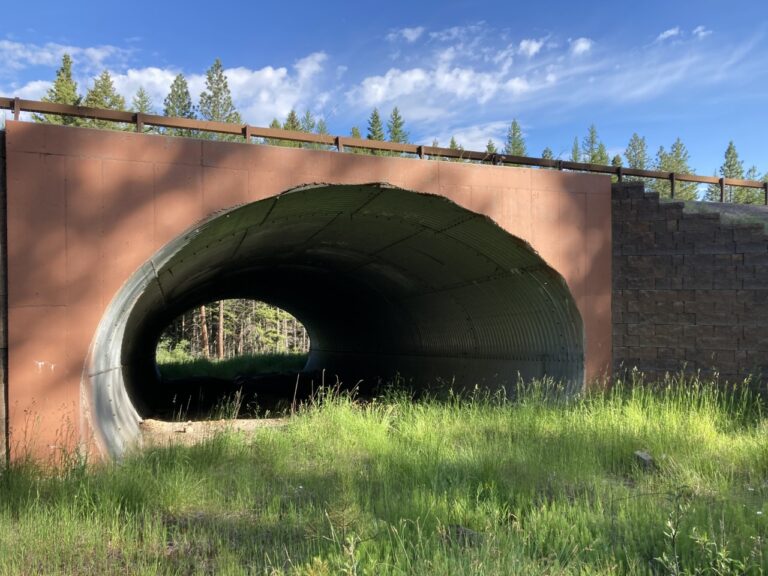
[111,67,178,110]
[504,76,531,95]
[570,37,593,56]
[429,25,466,42]
[295,52,327,81]
[387,26,425,43]
[14,79,51,99]
[656,27,681,42]
[519,38,544,58]
[106,51,329,124]
[0,40,131,73]
[428,120,509,152]
[351,67,431,106]
[693,25,712,40]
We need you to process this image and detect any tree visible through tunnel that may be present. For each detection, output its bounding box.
[155,299,311,419]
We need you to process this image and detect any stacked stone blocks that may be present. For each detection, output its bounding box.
[612,183,768,383]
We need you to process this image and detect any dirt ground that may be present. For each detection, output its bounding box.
[139,417,288,447]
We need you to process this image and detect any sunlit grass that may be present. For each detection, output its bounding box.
[157,352,308,381]
[1,375,766,574]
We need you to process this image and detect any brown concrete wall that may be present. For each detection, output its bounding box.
[4,121,612,459]
[613,183,768,383]
[0,131,7,465]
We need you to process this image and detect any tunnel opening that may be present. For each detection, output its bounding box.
[153,299,311,420]
[86,183,585,458]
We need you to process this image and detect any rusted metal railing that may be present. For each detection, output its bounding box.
[2,96,766,205]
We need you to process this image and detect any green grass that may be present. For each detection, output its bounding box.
[1,376,767,574]
[157,352,308,380]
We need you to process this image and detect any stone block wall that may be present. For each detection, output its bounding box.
[612,182,768,384]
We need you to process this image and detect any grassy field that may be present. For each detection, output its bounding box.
[1,376,766,575]
[157,353,308,381]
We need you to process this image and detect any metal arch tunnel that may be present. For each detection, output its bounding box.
[2,122,612,460]
[93,184,584,456]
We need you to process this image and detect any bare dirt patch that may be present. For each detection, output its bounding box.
[139,417,288,447]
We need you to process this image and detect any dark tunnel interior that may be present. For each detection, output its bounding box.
[88,183,584,456]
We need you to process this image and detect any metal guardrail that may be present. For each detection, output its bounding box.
[2,96,766,205]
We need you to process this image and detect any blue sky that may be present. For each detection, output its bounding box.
[1,0,766,176]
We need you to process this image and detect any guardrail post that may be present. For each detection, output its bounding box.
[12,98,20,121]
[557,160,563,171]
[135,113,144,133]
[764,182,768,206]
[335,137,344,153]
[670,173,676,199]
[417,145,424,159]
[243,125,252,143]
[719,177,725,203]
[616,167,623,182]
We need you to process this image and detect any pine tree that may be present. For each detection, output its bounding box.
[264,118,283,146]
[131,87,153,114]
[163,74,196,137]
[624,133,648,170]
[280,110,302,148]
[82,70,126,130]
[581,124,608,164]
[34,53,81,125]
[448,136,464,162]
[653,138,697,200]
[367,108,385,141]
[316,118,329,136]
[596,142,610,165]
[299,110,317,149]
[541,147,554,160]
[503,119,526,156]
[300,110,315,133]
[130,87,154,133]
[570,137,580,163]
[706,141,744,202]
[198,58,242,141]
[623,133,648,184]
[349,126,366,154]
[486,139,497,154]
[367,108,386,155]
[386,107,408,143]
[283,110,301,131]
[735,166,763,204]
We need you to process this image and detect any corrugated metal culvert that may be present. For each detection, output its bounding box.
[87,184,584,457]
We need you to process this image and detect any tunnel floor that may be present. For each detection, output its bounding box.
[153,369,382,420]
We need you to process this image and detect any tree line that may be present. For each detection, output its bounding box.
[35,53,766,203]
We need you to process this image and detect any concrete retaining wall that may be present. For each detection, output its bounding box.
[612,182,768,384]
[0,132,6,463]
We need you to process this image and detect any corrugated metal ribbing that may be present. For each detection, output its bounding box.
[117,184,585,441]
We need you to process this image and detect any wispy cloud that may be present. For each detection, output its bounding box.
[0,40,132,74]
[387,26,425,43]
[693,25,712,39]
[427,119,510,151]
[519,38,544,58]
[344,21,765,141]
[570,37,593,56]
[656,27,681,42]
